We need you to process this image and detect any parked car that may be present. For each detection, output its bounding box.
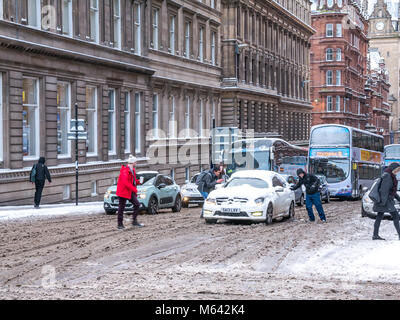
[104,171,182,215]
[181,173,205,207]
[316,174,330,203]
[362,178,400,220]
[202,170,295,224]
[281,174,306,206]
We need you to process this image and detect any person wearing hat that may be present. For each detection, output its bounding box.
[116,155,144,230]
[291,168,326,222]
[372,162,400,240]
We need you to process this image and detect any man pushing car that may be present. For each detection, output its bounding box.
[116,155,144,230]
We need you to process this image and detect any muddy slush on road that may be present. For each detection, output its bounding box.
[1,200,400,299]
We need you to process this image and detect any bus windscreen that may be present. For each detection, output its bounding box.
[310,126,350,146]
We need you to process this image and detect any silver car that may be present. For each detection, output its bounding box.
[361,178,400,219]
[281,174,306,207]
[181,173,204,207]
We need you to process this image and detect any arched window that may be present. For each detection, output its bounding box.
[336,48,342,61]
[326,48,333,61]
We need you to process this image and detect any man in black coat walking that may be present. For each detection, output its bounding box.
[30,157,52,208]
[291,168,326,222]
[372,162,400,240]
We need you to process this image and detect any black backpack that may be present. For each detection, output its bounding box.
[30,164,37,183]
[195,170,210,189]
[369,178,382,204]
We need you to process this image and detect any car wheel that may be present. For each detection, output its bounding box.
[297,194,304,207]
[287,201,295,220]
[172,195,182,212]
[361,205,367,218]
[105,210,116,215]
[266,203,273,225]
[148,196,158,215]
[205,219,217,224]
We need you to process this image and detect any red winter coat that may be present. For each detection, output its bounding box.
[116,165,140,199]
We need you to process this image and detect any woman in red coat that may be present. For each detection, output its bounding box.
[116,155,144,229]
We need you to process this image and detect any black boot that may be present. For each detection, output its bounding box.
[118,224,125,230]
[372,235,385,240]
[132,220,144,227]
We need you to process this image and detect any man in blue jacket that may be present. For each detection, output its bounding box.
[291,168,326,222]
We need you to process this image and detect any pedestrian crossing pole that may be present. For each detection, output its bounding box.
[75,103,78,206]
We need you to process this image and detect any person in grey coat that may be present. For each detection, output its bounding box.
[372,162,400,240]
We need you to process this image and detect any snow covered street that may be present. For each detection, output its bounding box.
[1,199,400,299]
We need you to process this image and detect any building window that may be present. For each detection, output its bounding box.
[135,92,141,153]
[199,99,204,137]
[108,89,116,155]
[113,0,121,49]
[0,73,2,163]
[326,70,333,85]
[211,0,215,9]
[326,48,333,61]
[63,185,71,200]
[22,78,40,159]
[86,86,97,156]
[336,48,341,61]
[28,0,41,28]
[169,96,175,138]
[358,101,361,114]
[169,15,176,54]
[134,2,141,55]
[185,97,191,137]
[336,24,342,37]
[211,100,215,129]
[57,82,71,158]
[91,181,97,196]
[152,94,159,138]
[185,167,190,183]
[152,8,159,50]
[199,26,204,62]
[336,70,341,85]
[0,0,3,20]
[335,96,340,112]
[90,0,99,43]
[211,31,216,65]
[327,96,333,112]
[170,168,175,180]
[326,24,333,37]
[62,0,73,36]
[185,21,191,59]
[124,92,130,153]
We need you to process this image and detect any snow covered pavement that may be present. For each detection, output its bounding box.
[0,202,104,221]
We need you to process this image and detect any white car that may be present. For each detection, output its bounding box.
[362,178,400,219]
[202,170,296,224]
[180,173,204,207]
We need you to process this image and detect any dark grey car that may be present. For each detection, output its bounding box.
[316,174,330,203]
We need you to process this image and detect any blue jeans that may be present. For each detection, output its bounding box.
[200,191,209,199]
[305,192,326,221]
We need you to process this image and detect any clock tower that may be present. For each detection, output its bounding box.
[368,0,395,35]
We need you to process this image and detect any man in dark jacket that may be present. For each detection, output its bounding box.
[372,162,400,240]
[197,166,224,199]
[291,168,326,222]
[30,157,52,208]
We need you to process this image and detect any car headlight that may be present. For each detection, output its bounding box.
[255,197,265,205]
[138,193,146,199]
[364,196,372,204]
[205,198,216,205]
[104,190,112,199]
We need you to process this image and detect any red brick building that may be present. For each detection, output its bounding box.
[310,0,369,129]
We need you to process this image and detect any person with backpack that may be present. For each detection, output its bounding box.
[371,162,400,240]
[30,157,52,208]
[196,166,224,199]
[291,168,327,222]
[116,155,144,230]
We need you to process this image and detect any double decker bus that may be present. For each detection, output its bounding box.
[228,138,308,176]
[308,124,384,199]
[384,144,400,167]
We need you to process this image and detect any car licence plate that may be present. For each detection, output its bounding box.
[221,207,240,213]
[114,199,119,205]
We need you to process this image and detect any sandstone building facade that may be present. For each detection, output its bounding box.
[0,0,313,205]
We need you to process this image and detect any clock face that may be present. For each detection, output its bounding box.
[376,22,385,31]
